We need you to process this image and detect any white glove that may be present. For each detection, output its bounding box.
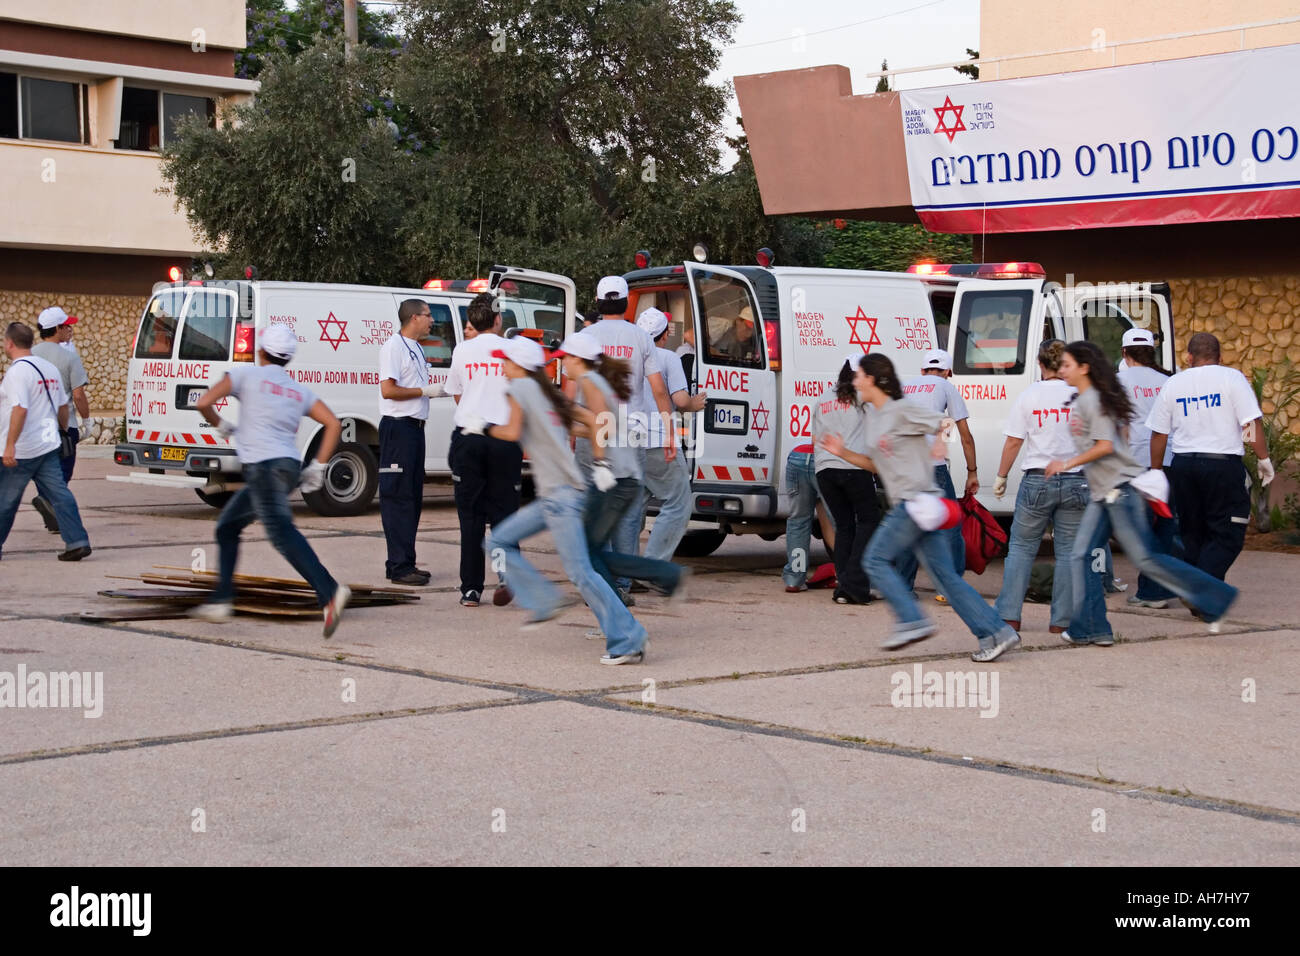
[300,460,326,493]
[592,461,617,492]
[993,475,1008,499]
[461,414,487,436]
[1259,457,1275,487]
[421,383,444,398]
[217,418,237,439]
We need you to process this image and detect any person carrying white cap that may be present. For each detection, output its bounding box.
[1116,326,1178,608]
[30,306,90,533]
[191,323,351,637]
[578,276,676,604]
[1146,331,1271,589]
[633,307,706,563]
[897,348,977,596]
[480,335,649,664]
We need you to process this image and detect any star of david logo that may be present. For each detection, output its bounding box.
[213,396,229,413]
[318,312,350,351]
[752,401,770,440]
[846,307,881,353]
[933,95,966,143]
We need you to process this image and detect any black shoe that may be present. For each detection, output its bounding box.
[389,571,428,586]
[57,546,91,562]
[459,589,482,607]
[32,497,60,534]
[628,582,651,593]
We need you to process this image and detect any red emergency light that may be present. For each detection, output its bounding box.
[467,279,489,292]
[423,279,445,290]
[634,249,651,270]
[756,247,775,268]
[908,262,951,276]
[167,266,183,282]
[763,315,780,372]
[233,324,255,363]
[908,261,1046,279]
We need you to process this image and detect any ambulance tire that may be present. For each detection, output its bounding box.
[195,488,235,509]
[302,441,379,517]
[673,529,727,557]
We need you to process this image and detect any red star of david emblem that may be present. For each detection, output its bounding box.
[318,312,350,351]
[933,95,966,143]
[846,307,881,353]
[752,401,770,440]
[213,396,229,413]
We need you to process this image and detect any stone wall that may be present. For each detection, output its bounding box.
[1169,275,1300,436]
[0,289,146,412]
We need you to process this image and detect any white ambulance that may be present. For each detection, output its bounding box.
[112,266,575,514]
[623,256,1172,555]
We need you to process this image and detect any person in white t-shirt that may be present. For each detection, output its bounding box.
[444,292,522,607]
[377,299,442,586]
[0,321,91,561]
[992,340,1087,633]
[1146,332,1271,585]
[191,324,351,636]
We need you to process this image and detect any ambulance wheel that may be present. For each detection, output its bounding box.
[674,529,727,557]
[195,488,235,509]
[302,441,378,517]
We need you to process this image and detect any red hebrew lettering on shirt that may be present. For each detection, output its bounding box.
[903,383,937,395]
[603,345,634,359]
[466,361,504,380]
[819,399,850,415]
[1030,407,1070,428]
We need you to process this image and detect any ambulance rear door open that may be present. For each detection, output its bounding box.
[945,278,1047,514]
[1060,283,1174,370]
[685,262,778,522]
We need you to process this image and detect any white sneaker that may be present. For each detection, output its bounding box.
[189,601,233,622]
[600,641,648,665]
[323,583,351,638]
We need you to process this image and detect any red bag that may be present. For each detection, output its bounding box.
[960,494,1008,575]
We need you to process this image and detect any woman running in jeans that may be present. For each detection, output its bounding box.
[554,332,687,602]
[992,339,1087,635]
[480,337,648,665]
[821,354,1021,662]
[1047,341,1237,645]
[812,355,878,605]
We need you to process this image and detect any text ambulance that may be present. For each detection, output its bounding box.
[113,267,575,515]
[623,257,1171,555]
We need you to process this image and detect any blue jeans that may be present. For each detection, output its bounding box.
[642,446,692,562]
[1135,512,1181,601]
[995,471,1088,629]
[609,447,649,589]
[586,476,682,594]
[214,458,338,607]
[488,485,647,656]
[1068,483,1237,641]
[865,501,1009,641]
[897,463,965,588]
[0,449,90,554]
[782,451,819,588]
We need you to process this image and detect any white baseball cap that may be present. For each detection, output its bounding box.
[843,351,863,370]
[904,493,963,531]
[922,349,952,371]
[260,323,298,360]
[1122,327,1155,348]
[636,308,669,340]
[552,332,602,362]
[38,306,76,330]
[596,275,629,301]
[492,336,546,371]
[1130,469,1173,518]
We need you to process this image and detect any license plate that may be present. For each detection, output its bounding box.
[160,447,187,461]
[187,388,204,406]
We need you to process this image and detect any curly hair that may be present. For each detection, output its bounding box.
[1037,338,1065,373]
[858,353,903,401]
[1065,340,1135,424]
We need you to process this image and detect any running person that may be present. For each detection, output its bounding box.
[191,324,351,636]
[821,354,1021,662]
[481,337,648,665]
[1048,341,1238,644]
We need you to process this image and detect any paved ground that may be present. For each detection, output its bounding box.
[1,450,1297,865]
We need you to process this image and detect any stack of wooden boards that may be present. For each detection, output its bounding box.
[80,566,420,623]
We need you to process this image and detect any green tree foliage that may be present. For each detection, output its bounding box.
[238,0,398,79]
[875,60,890,93]
[954,48,979,80]
[822,220,971,273]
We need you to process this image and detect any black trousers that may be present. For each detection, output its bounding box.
[816,466,881,602]
[450,427,522,594]
[378,416,425,578]
[1167,454,1250,582]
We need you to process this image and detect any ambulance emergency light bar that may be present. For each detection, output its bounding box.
[908,262,1046,279]
[423,278,491,292]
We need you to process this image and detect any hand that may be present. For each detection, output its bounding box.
[664,442,677,462]
[820,432,845,458]
[217,418,237,439]
[965,473,980,496]
[421,383,444,398]
[461,414,487,436]
[592,460,617,492]
[689,391,708,412]
[2,446,14,468]
[993,475,1008,499]
[1259,457,1275,487]
[929,438,948,462]
[300,460,326,493]
[1045,459,1066,478]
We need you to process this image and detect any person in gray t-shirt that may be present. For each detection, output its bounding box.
[821,353,1019,663]
[30,315,90,531]
[1045,341,1238,644]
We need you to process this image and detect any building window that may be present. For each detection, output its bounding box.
[116,86,215,150]
[0,72,88,143]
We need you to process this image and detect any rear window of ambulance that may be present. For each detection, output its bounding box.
[135,289,186,359]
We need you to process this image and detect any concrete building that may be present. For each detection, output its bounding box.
[736,0,1300,442]
[0,0,254,420]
